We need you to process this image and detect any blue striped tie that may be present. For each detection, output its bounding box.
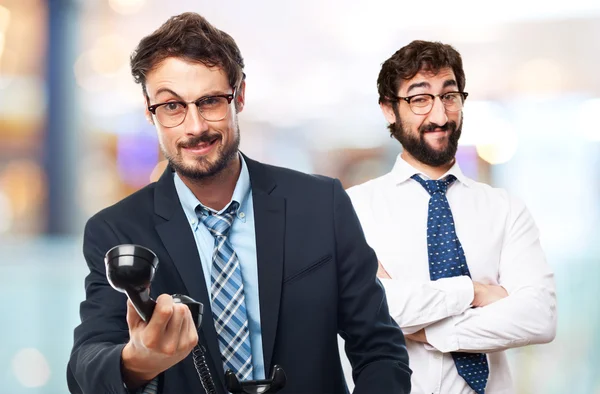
[197,202,254,381]
[412,174,489,394]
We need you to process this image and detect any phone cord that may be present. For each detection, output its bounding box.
[192,345,218,394]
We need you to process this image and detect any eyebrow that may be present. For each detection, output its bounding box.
[405,79,458,95]
[153,88,182,100]
[406,81,430,95]
[443,79,458,89]
[153,88,231,102]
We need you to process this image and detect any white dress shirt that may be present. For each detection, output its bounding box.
[345,155,557,394]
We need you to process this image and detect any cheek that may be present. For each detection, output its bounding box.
[157,128,178,150]
[399,109,423,132]
[402,117,423,135]
[448,111,461,123]
[156,129,166,146]
[217,118,237,141]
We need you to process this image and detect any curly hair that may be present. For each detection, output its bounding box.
[377,40,465,104]
[130,12,245,96]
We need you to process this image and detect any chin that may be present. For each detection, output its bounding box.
[190,159,218,173]
[427,143,449,153]
[184,150,218,165]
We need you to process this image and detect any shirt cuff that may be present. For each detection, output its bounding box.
[123,377,158,394]
[139,378,159,394]
[429,275,474,316]
[425,316,459,353]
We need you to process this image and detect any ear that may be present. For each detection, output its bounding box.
[380,101,398,124]
[235,80,246,113]
[143,94,155,125]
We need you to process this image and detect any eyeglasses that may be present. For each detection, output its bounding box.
[147,91,235,128]
[393,91,468,115]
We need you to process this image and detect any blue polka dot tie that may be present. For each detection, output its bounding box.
[197,202,254,381]
[412,174,489,394]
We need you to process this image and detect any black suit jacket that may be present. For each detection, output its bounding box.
[67,155,411,394]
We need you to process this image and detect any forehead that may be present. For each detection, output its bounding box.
[398,67,456,94]
[145,57,229,99]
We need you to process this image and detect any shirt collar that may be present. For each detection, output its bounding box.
[174,154,251,226]
[390,154,473,187]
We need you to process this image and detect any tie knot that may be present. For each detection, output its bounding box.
[197,201,239,238]
[411,174,457,196]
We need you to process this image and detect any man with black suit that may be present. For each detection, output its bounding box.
[67,12,411,394]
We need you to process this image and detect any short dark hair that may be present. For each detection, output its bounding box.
[130,12,245,96]
[377,40,465,104]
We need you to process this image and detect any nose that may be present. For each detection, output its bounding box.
[427,96,448,127]
[184,103,209,136]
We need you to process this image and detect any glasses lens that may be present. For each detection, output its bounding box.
[442,93,464,112]
[156,102,187,127]
[198,96,230,121]
[409,95,433,115]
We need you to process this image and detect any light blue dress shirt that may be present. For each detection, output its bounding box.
[173,156,265,380]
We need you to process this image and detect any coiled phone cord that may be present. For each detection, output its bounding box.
[192,344,218,394]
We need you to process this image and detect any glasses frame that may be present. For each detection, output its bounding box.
[392,91,468,115]
[147,90,236,128]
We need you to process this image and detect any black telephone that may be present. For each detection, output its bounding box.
[105,244,286,394]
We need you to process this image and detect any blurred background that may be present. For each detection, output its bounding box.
[0,0,598,392]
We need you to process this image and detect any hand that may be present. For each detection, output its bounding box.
[377,260,391,279]
[472,282,508,307]
[121,294,199,389]
[405,329,428,344]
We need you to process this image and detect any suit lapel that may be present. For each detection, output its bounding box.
[153,167,227,388]
[245,156,285,375]
[153,156,286,384]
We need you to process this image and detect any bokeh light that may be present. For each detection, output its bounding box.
[108,0,146,15]
[11,348,51,388]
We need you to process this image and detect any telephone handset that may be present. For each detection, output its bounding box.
[104,244,204,327]
[105,244,286,394]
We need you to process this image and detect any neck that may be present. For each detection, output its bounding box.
[179,154,242,211]
[401,151,455,180]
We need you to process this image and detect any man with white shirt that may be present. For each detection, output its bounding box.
[346,40,557,394]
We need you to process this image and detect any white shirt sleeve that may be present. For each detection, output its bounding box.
[425,197,557,353]
[380,275,474,334]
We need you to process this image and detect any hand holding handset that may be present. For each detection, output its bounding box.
[105,244,203,327]
[105,244,286,394]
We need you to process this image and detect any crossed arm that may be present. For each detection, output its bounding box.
[379,263,509,344]
[378,199,557,353]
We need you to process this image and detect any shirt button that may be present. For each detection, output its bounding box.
[239,212,245,219]
[434,353,442,359]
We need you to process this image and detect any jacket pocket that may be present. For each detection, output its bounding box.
[283,254,332,284]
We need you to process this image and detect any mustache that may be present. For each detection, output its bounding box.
[178,133,221,149]
[419,121,456,134]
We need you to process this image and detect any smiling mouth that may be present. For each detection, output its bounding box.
[424,126,449,133]
[423,129,449,138]
[182,137,220,154]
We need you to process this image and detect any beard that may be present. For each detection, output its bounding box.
[393,117,462,167]
[163,125,240,181]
